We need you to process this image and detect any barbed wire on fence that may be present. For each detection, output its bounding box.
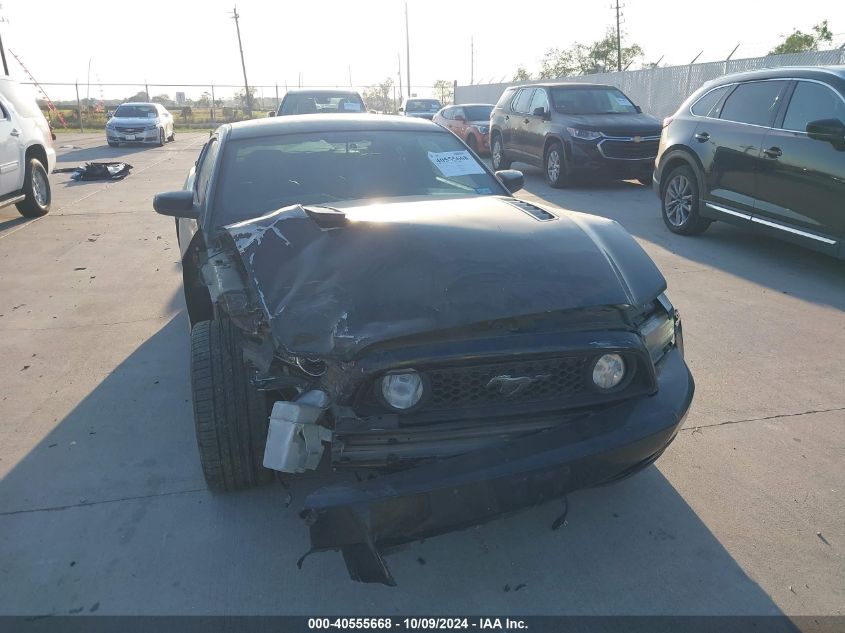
[454,49,845,119]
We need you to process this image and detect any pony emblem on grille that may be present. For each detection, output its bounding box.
[486,374,552,397]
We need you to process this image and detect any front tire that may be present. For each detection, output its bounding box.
[15,158,51,218]
[545,141,570,188]
[491,133,511,170]
[661,165,711,235]
[190,318,274,492]
[168,127,176,142]
[158,128,165,147]
[466,134,478,154]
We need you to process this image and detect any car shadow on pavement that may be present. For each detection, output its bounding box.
[0,316,786,616]
[514,164,845,313]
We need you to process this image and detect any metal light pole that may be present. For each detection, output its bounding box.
[405,1,411,98]
[232,5,252,117]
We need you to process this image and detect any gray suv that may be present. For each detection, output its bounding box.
[490,83,662,187]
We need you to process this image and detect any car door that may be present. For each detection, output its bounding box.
[508,88,535,158]
[696,80,789,216]
[523,88,550,162]
[754,79,845,244]
[450,107,466,139]
[0,99,22,196]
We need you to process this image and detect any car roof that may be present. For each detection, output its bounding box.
[707,65,845,86]
[225,113,442,141]
[512,82,616,90]
[452,103,494,107]
[283,88,362,95]
[119,102,159,107]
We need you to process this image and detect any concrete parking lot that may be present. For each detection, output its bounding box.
[0,132,842,616]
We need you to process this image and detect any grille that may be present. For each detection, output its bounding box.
[116,126,144,133]
[426,356,588,410]
[599,138,659,160]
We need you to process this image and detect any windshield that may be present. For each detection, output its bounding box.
[280,92,365,115]
[463,105,493,121]
[114,104,158,118]
[213,130,504,226]
[406,100,442,113]
[550,87,637,114]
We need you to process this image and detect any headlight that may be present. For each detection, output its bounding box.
[145,121,159,130]
[475,125,490,134]
[566,127,602,141]
[640,293,678,364]
[381,371,424,410]
[106,120,115,128]
[592,353,626,390]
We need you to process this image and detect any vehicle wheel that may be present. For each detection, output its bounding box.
[168,127,176,142]
[545,141,570,188]
[190,318,274,492]
[158,128,165,147]
[15,158,51,218]
[466,134,478,153]
[107,140,119,148]
[661,165,711,235]
[491,133,511,170]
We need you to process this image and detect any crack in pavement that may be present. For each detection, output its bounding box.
[0,487,208,517]
[682,406,845,433]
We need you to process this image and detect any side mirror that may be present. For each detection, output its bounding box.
[496,169,524,194]
[153,190,199,219]
[267,110,276,117]
[806,118,845,144]
[634,105,643,114]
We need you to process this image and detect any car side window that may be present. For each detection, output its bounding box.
[782,81,845,132]
[720,81,788,127]
[453,107,465,120]
[691,85,731,118]
[194,139,219,206]
[512,89,535,114]
[441,107,453,120]
[529,89,549,115]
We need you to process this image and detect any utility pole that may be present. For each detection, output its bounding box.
[405,1,411,98]
[397,53,403,103]
[231,5,252,117]
[0,11,9,76]
[612,0,623,71]
[470,36,474,85]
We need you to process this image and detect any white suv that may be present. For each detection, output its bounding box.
[0,77,56,218]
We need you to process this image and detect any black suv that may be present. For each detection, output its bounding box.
[490,83,662,187]
[654,66,845,259]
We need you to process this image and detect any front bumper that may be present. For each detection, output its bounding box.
[569,138,656,178]
[300,346,694,585]
[106,127,160,143]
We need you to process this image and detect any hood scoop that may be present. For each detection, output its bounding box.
[304,206,348,229]
[503,199,558,222]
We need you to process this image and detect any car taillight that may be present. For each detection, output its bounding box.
[662,116,674,128]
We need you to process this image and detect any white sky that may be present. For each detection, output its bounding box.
[1,0,843,100]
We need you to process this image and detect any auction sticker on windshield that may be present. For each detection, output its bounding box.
[428,151,485,177]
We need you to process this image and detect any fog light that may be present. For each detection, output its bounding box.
[592,354,626,390]
[381,371,423,410]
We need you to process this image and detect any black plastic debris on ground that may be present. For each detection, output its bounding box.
[54,162,133,181]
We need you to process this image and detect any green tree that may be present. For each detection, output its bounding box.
[433,79,454,104]
[512,66,533,82]
[363,77,396,113]
[151,94,173,105]
[769,20,833,55]
[539,28,644,78]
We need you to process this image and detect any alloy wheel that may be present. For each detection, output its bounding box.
[32,168,48,207]
[664,174,693,227]
[547,149,560,182]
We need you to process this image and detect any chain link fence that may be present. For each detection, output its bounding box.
[454,50,845,118]
[27,82,437,132]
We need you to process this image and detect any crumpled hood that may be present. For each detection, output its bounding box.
[221,196,666,359]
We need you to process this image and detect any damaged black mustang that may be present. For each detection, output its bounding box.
[154,114,694,585]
